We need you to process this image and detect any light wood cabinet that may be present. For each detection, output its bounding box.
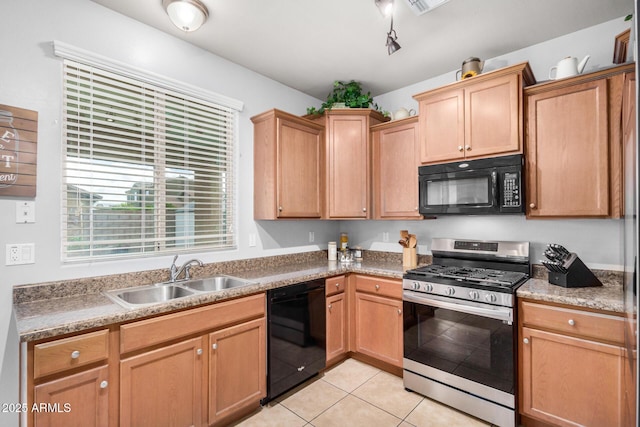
[309,109,387,218]
[371,116,421,219]
[27,328,112,427]
[120,336,206,427]
[351,275,403,368]
[524,63,635,218]
[33,365,110,427]
[413,62,535,165]
[519,299,627,427]
[209,318,266,426]
[251,109,324,219]
[326,275,349,365]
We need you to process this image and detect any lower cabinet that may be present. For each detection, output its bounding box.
[208,318,266,426]
[326,292,348,362]
[352,275,403,368]
[33,365,110,427]
[519,299,627,427]
[120,337,205,427]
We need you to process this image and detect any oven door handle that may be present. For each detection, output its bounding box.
[403,291,513,324]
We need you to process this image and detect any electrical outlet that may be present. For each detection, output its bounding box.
[309,231,315,243]
[6,243,35,266]
[382,232,389,242]
[248,233,257,247]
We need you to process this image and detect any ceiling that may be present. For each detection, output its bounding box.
[91,0,633,99]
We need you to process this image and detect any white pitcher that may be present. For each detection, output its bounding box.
[549,55,590,80]
[392,107,416,120]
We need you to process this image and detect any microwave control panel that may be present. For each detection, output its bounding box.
[502,172,521,207]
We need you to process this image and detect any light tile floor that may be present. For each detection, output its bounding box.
[232,358,491,427]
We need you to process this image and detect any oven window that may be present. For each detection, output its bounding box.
[403,301,514,394]
[426,176,490,206]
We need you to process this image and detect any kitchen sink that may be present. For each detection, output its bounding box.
[105,283,197,309]
[105,275,256,309]
[180,275,257,292]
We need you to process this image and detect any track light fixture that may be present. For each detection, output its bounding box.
[163,0,209,32]
[386,15,401,55]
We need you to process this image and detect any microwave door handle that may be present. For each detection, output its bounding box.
[491,170,499,207]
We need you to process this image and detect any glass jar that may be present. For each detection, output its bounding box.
[340,232,349,251]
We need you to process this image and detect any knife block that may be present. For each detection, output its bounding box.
[548,253,602,288]
[403,247,417,268]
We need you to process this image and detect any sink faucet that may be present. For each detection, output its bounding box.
[169,255,204,282]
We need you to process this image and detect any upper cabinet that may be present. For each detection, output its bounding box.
[371,116,421,219]
[524,63,635,218]
[252,109,324,220]
[309,109,387,219]
[413,62,536,164]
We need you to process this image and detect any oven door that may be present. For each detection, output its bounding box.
[402,290,515,408]
[419,168,498,215]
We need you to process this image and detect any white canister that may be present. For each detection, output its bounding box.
[328,242,337,261]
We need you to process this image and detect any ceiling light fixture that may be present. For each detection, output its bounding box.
[163,0,209,32]
[386,15,401,55]
[375,0,395,17]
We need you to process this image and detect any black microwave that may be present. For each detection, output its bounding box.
[418,154,524,215]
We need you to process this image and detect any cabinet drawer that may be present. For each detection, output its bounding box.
[34,329,109,379]
[120,293,265,354]
[326,275,346,296]
[520,300,624,345]
[354,275,402,299]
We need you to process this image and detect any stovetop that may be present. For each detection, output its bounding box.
[405,264,528,289]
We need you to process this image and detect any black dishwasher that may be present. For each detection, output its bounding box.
[263,279,326,403]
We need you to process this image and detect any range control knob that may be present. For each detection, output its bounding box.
[446,287,455,296]
[485,293,497,303]
[469,291,480,300]
[424,283,433,292]
[412,282,421,290]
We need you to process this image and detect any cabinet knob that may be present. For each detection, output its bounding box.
[335,283,340,288]
[397,309,402,315]
[196,348,203,355]
[212,343,218,350]
[529,203,536,209]
[100,380,108,389]
[362,207,367,212]
[375,284,380,290]
[523,338,529,344]
[465,145,471,151]
[568,319,575,326]
[457,145,463,151]
[71,350,80,359]
[278,206,283,211]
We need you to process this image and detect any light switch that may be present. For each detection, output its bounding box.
[16,201,35,223]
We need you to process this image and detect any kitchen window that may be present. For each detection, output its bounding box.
[57,45,241,261]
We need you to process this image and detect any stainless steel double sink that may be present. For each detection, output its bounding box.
[104,275,257,309]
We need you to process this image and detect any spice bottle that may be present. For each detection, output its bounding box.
[340,232,349,251]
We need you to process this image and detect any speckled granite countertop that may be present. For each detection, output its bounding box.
[516,266,624,313]
[13,251,421,343]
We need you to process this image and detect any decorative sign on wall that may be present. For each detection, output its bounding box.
[0,104,38,197]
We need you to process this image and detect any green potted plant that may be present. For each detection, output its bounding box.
[307,80,384,115]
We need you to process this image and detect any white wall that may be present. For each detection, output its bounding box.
[0,2,631,424]
[0,1,336,424]
[363,17,631,269]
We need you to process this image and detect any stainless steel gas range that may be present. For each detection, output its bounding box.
[402,238,530,427]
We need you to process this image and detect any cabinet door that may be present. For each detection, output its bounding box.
[526,79,610,217]
[372,120,421,219]
[277,117,323,218]
[120,336,205,427]
[520,327,624,426]
[326,292,347,362]
[34,365,109,427]
[465,73,521,158]
[209,318,266,426]
[354,292,403,367]
[418,88,465,164]
[327,115,369,218]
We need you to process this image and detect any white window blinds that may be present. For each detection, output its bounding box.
[61,60,237,260]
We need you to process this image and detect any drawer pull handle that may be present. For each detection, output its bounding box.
[523,338,529,344]
[71,350,80,359]
[568,319,575,326]
[212,343,218,350]
[100,380,108,389]
[375,284,380,290]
